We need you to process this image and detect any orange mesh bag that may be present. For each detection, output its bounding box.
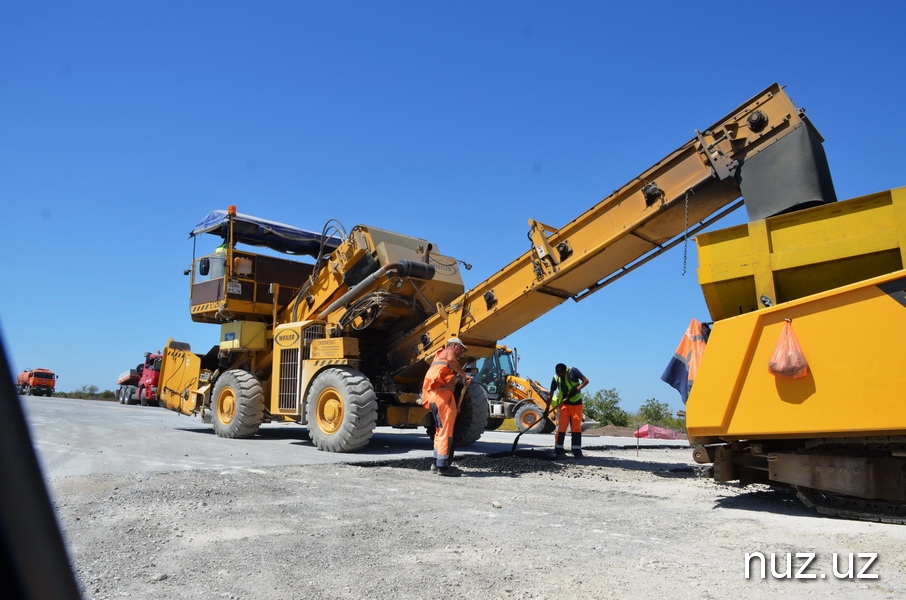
[768,318,809,379]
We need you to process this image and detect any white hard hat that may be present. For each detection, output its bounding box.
[447,337,468,351]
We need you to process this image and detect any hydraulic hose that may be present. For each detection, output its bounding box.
[315,259,435,321]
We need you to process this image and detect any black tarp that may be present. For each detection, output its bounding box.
[190,210,342,258]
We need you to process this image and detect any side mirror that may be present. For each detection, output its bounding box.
[199,257,210,276]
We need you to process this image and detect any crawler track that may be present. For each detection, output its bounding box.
[795,486,906,525]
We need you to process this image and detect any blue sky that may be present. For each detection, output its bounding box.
[2,1,904,414]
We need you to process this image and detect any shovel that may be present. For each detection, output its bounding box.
[509,393,555,455]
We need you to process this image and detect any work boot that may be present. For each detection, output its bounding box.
[571,432,583,458]
[436,465,462,477]
[429,463,438,472]
[555,432,566,457]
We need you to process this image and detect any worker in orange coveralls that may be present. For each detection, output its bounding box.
[420,337,472,477]
[550,363,589,458]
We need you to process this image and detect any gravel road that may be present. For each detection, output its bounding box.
[20,398,906,599]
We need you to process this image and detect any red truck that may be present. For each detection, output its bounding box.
[117,352,162,406]
[16,369,57,397]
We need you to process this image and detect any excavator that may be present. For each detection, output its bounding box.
[158,83,904,520]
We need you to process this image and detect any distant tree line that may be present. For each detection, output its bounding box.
[55,385,116,401]
[582,387,685,432]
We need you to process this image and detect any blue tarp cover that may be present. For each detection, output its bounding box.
[190,210,342,258]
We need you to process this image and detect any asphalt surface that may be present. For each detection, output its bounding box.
[20,396,688,479]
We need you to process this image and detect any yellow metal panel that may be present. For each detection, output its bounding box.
[697,187,906,320]
[695,225,754,282]
[687,270,906,441]
[385,405,429,427]
[699,276,758,320]
[310,337,359,359]
[220,321,267,350]
[271,323,304,416]
[893,187,906,265]
[158,339,204,415]
[747,219,777,309]
[770,233,899,270]
[273,325,304,350]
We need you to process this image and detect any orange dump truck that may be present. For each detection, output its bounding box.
[16,369,57,397]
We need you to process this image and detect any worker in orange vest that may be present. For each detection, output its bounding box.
[420,338,472,476]
[549,363,589,457]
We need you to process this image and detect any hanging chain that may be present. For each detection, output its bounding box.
[682,189,693,275]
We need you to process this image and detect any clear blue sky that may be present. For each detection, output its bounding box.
[2,2,904,414]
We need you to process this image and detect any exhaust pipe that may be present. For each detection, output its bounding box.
[315,259,435,321]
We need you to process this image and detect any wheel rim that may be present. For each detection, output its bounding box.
[217,387,236,425]
[315,387,344,434]
[519,410,539,430]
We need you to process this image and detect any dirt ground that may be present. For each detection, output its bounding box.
[49,442,905,600]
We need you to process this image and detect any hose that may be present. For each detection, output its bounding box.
[315,259,435,321]
[510,393,555,454]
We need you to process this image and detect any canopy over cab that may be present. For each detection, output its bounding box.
[190,209,343,258]
[188,209,344,325]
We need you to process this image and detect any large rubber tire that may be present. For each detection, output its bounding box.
[453,381,490,447]
[118,387,125,404]
[306,367,378,453]
[515,403,547,434]
[139,387,148,406]
[541,416,556,434]
[211,370,265,439]
[485,416,505,431]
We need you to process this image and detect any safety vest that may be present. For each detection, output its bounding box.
[551,370,582,407]
[423,359,457,393]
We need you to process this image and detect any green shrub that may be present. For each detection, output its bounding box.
[583,388,630,427]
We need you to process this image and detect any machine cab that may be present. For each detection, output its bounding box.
[186,207,341,325]
[475,346,518,399]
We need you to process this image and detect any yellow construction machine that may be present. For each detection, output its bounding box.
[685,186,906,523]
[476,346,553,433]
[158,83,844,467]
